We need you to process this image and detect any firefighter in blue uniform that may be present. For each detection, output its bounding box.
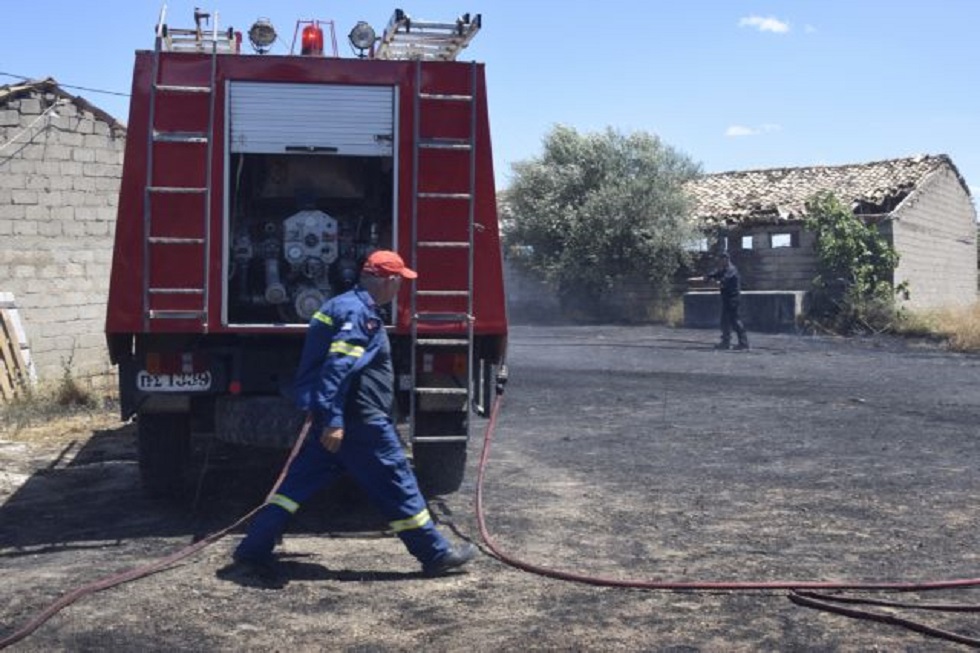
[232,250,476,579]
[706,251,749,350]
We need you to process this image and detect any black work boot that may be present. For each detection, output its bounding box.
[422,542,477,577]
[713,342,731,350]
[219,553,286,588]
[733,342,750,351]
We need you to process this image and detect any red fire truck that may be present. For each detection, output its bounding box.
[105,8,508,499]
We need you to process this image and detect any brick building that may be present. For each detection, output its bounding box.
[0,78,126,385]
[685,154,977,310]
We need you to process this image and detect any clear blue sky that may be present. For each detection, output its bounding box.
[2,1,978,200]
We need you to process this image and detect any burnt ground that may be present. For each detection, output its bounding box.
[2,324,980,651]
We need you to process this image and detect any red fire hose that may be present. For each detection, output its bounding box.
[474,394,980,646]
[4,396,980,648]
[0,416,312,650]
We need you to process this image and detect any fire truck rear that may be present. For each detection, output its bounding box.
[105,8,508,499]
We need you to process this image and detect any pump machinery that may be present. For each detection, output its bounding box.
[106,6,508,499]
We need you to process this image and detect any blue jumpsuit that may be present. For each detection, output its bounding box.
[708,262,749,348]
[234,287,451,567]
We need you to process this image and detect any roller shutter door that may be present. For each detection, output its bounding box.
[229,82,394,156]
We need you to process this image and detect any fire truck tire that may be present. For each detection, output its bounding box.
[413,441,467,495]
[137,413,191,500]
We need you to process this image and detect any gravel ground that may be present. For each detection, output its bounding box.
[1,325,979,651]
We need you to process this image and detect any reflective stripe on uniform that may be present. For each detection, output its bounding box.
[312,311,333,326]
[389,508,432,533]
[268,493,300,514]
[329,340,365,358]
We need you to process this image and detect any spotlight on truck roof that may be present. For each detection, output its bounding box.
[248,18,277,53]
[348,21,376,57]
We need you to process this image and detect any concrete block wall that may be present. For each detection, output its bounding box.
[0,91,124,385]
[890,167,978,309]
[684,290,807,333]
[728,228,820,292]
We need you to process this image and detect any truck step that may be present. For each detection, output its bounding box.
[412,435,469,443]
[416,387,468,396]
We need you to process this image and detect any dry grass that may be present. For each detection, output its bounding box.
[1,375,117,440]
[899,302,980,352]
[646,297,685,326]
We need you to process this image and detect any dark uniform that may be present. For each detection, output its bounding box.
[233,286,452,571]
[707,256,749,350]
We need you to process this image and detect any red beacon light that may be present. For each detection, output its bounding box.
[291,19,338,56]
[301,23,324,55]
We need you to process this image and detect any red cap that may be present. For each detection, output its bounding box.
[362,250,418,279]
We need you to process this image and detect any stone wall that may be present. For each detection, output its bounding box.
[0,90,124,385]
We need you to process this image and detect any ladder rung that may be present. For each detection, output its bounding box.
[416,387,468,396]
[413,435,469,443]
[147,310,207,320]
[418,192,472,200]
[155,84,211,94]
[147,186,207,194]
[166,44,235,54]
[154,131,208,143]
[417,338,469,347]
[148,237,205,245]
[148,288,204,295]
[419,138,471,151]
[419,93,473,102]
[415,312,472,323]
[404,19,469,30]
[419,241,469,249]
[417,290,469,297]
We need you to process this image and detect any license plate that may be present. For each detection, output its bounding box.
[137,370,213,392]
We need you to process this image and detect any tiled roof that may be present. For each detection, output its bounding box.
[0,77,125,132]
[684,154,968,225]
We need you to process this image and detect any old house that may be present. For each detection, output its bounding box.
[0,78,126,387]
[684,154,977,327]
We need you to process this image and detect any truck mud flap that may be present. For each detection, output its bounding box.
[137,412,191,500]
[412,412,468,495]
[413,441,467,496]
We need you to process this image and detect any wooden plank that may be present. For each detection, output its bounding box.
[0,358,13,400]
[0,310,28,383]
[0,315,19,400]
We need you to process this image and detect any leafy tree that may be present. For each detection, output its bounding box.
[501,125,701,317]
[803,191,903,332]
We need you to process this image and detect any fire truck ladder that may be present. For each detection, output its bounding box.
[142,13,224,330]
[374,9,481,61]
[408,60,479,473]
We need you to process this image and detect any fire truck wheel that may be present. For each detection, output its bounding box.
[413,441,467,495]
[137,412,191,500]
